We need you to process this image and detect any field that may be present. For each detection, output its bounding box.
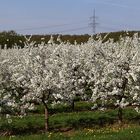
[1,102,140,140]
[1,34,140,139]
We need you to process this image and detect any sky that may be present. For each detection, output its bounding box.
[0,0,140,35]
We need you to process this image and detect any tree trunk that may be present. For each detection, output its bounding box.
[118,107,123,124]
[45,106,49,132]
[70,100,75,111]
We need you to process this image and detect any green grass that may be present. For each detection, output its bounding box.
[1,101,140,139]
[0,111,114,134]
[32,101,95,114]
[1,108,140,135]
[1,125,140,140]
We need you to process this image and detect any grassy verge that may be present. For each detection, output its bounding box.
[1,124,140,140]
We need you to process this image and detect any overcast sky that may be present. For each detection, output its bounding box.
[0,0,140,35]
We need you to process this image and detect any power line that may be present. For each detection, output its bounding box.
[15,24,73,31]
[14,20,88,31]
[8,16,128,34]
[91,1,136,10]
[98,25,120,31]
[48,26,90,34]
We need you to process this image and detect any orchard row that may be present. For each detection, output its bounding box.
[1,34,140,131]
